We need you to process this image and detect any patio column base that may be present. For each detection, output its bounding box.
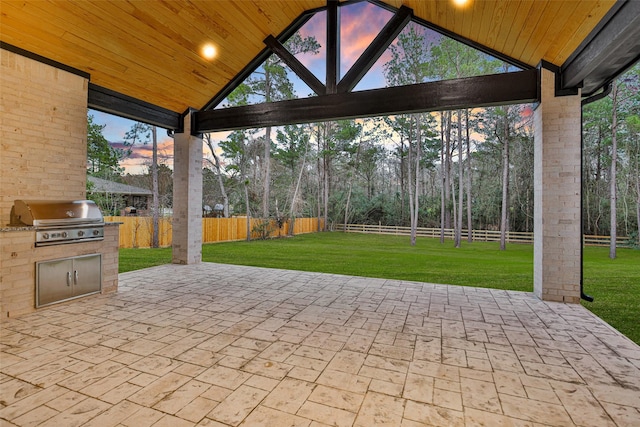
[172,110,203,265]
[533,68,581,303]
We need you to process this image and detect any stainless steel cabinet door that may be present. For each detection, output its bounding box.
[36,254,102,307]
[73,254,101,297]
[37,259,73,307]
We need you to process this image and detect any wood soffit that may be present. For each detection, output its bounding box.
[0,0,618,115]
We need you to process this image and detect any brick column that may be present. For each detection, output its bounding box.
[172,111,203,265]
[533,68,582,303]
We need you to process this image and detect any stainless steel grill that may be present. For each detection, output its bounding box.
[11,200,104,246]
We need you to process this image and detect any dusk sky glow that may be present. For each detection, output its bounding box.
[89,110,175,174]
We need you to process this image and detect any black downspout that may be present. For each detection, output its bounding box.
[579,83,612,302]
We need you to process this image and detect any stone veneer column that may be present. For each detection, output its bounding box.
[172,111,203,264]
[533,68,582,303]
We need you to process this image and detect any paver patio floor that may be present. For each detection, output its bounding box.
[1,263,639,426]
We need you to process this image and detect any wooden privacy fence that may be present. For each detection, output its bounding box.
[335,223,629,247]
[104,216,321,248]
[105,218,627,249]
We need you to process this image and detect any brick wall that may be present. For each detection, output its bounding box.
[0,224,120,319]
[0,50,119,319]
[0,49,88,224]
[533,68,582,303]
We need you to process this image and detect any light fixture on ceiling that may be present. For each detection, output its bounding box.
[452,0,470,7]
[201,43,217,60]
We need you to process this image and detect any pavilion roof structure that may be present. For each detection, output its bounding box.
[1,0,639,129]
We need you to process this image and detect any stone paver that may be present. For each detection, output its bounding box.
[1,262,639,426]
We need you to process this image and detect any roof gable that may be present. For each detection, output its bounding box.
[88,176,152,196]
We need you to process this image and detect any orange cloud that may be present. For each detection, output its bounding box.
[340,2,394,74]
[114,136,174,175]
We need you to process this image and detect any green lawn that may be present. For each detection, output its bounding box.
[119,232,640,345]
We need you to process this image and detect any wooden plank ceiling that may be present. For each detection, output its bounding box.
[0,0,616,114]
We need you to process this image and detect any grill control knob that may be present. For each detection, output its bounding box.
[77,230,85,237]
[61,231,68,238]
[93,230,100,236]
[42,233,50,240]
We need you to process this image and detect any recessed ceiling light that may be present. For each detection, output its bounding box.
[452,0,470,7]
[202,43,217,60]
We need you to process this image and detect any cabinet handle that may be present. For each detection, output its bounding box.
[67,271,72,286]
[74,270,79,285]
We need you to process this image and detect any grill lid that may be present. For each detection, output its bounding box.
[11,200,104,227]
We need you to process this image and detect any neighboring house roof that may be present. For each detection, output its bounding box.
[88,176,152,196]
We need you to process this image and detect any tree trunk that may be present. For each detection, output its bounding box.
[610,81,618,259]
[240,136,251,242]
[323,123,330,231]
[466,109,473,243]
[636,170,640,245]
[244,183,251,242]
[408,117,416,245]
[455,111,463,248]
[444,112,452,229]
[263,126,271,219]
[440,112,446,244]
[344,180,352,230]
[204,135,230,218]
[400,137,407,225]
[410,114,421,246]
[400,136,406,225]
[500,110,510,251]
[151,126,159,248]
[214,156,229,218]
[413,119,421,245]
[316,125,322,232]
[288,136,309,236]
[323,154,329,231]
[451,176,457,242]
[635,136,640,243]
[262,67,272,221]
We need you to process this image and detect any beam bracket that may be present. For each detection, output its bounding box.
[264,35,326,96]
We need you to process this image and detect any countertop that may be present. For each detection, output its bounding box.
[1,222,120,232]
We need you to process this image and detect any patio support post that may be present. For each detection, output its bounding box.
[172,110,203,265]
[533,68,581,303]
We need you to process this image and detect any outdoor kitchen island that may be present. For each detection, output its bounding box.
[0,222,120,320]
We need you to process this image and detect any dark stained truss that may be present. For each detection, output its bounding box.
[561,0,640,96]
[193,2,538,134]
[195,70,538,132]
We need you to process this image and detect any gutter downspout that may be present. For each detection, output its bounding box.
[579,82,612,302]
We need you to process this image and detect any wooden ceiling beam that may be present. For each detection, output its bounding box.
[88,84,182,130]
[264,35,326,96]
[194,69,539,133]
[326,0,340,94]
[561,0,640,95]
[336,5,413,93]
